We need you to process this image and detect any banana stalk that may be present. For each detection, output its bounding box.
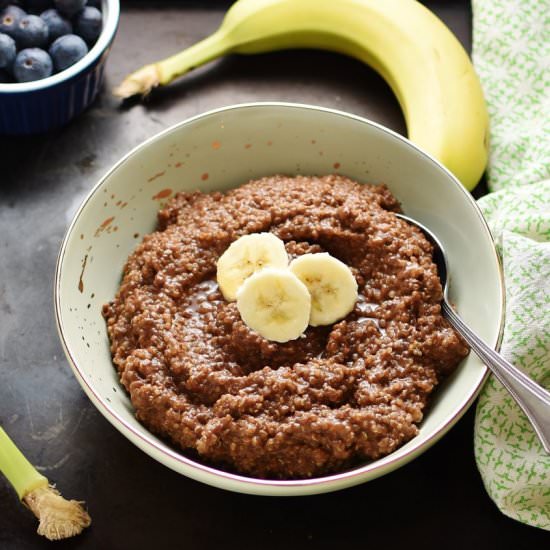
[0,426,91,541]
[114,0,489,191]
[114,31,228,99]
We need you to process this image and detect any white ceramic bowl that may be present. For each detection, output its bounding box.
[55,103,504,496]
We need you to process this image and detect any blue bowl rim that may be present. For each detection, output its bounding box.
[0,0,120,93]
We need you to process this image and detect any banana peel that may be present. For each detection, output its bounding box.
[114,0,489,191]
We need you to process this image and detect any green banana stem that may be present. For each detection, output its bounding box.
[114,30,229,98]
[0,426,47,499]
[0,426,91,541]
[160,30,229,84]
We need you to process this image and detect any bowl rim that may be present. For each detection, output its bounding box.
[54,101,505,491]
[0,0,120,93]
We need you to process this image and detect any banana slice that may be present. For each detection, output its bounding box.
[236,268,311,343]
[289,253,358,326]
[217,233,289,301]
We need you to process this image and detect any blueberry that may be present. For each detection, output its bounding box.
[74,6,100,44]
[49,33,87,71]
[0,31,15,68]
[13,47,52,81]
[0,5,26,38]
[27,1,53,14]
[40,8,71,41]
[0,1,24,7]
[14,14,49,48]
[53,0,86,19]
[2,3,24,13]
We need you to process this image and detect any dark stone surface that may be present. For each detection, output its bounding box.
[0,2,543,548]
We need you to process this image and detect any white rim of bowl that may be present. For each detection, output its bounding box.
[0,0,120,93]
[54,102,505,490]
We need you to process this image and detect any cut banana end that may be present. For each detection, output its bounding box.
[236,268,311,343]
[290,253,358,327]
[217,233,289,301]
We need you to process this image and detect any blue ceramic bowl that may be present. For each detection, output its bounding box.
[0,0,119,135]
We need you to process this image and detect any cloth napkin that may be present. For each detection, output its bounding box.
[471,0,550,530]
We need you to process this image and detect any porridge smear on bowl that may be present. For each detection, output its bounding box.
[102,175,468,479]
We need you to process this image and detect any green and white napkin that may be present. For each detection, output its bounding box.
[471,0,550,530]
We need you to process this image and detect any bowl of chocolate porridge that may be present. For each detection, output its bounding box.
[55,103,504,495]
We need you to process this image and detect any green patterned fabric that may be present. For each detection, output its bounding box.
[472,0,549,191]
[472,0,550,531]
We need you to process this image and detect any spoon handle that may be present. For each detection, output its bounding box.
[442,300,550,454]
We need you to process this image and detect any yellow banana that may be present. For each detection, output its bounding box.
[114,0,489,191]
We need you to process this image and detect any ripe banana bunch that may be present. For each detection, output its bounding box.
[217,233,358,342]
[115,0,488,191]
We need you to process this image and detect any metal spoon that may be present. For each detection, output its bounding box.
[396,213,550,454]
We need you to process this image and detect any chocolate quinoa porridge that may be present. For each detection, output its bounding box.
[103,175,469,479]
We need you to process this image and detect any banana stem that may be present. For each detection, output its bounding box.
[160,30,229,84]
[0,426,47,499]
[114,30,230,98]
[0,426,91,541]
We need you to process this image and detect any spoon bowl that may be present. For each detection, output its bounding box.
[397,213,550,454]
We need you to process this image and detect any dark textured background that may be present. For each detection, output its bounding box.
[0,2,546,548]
